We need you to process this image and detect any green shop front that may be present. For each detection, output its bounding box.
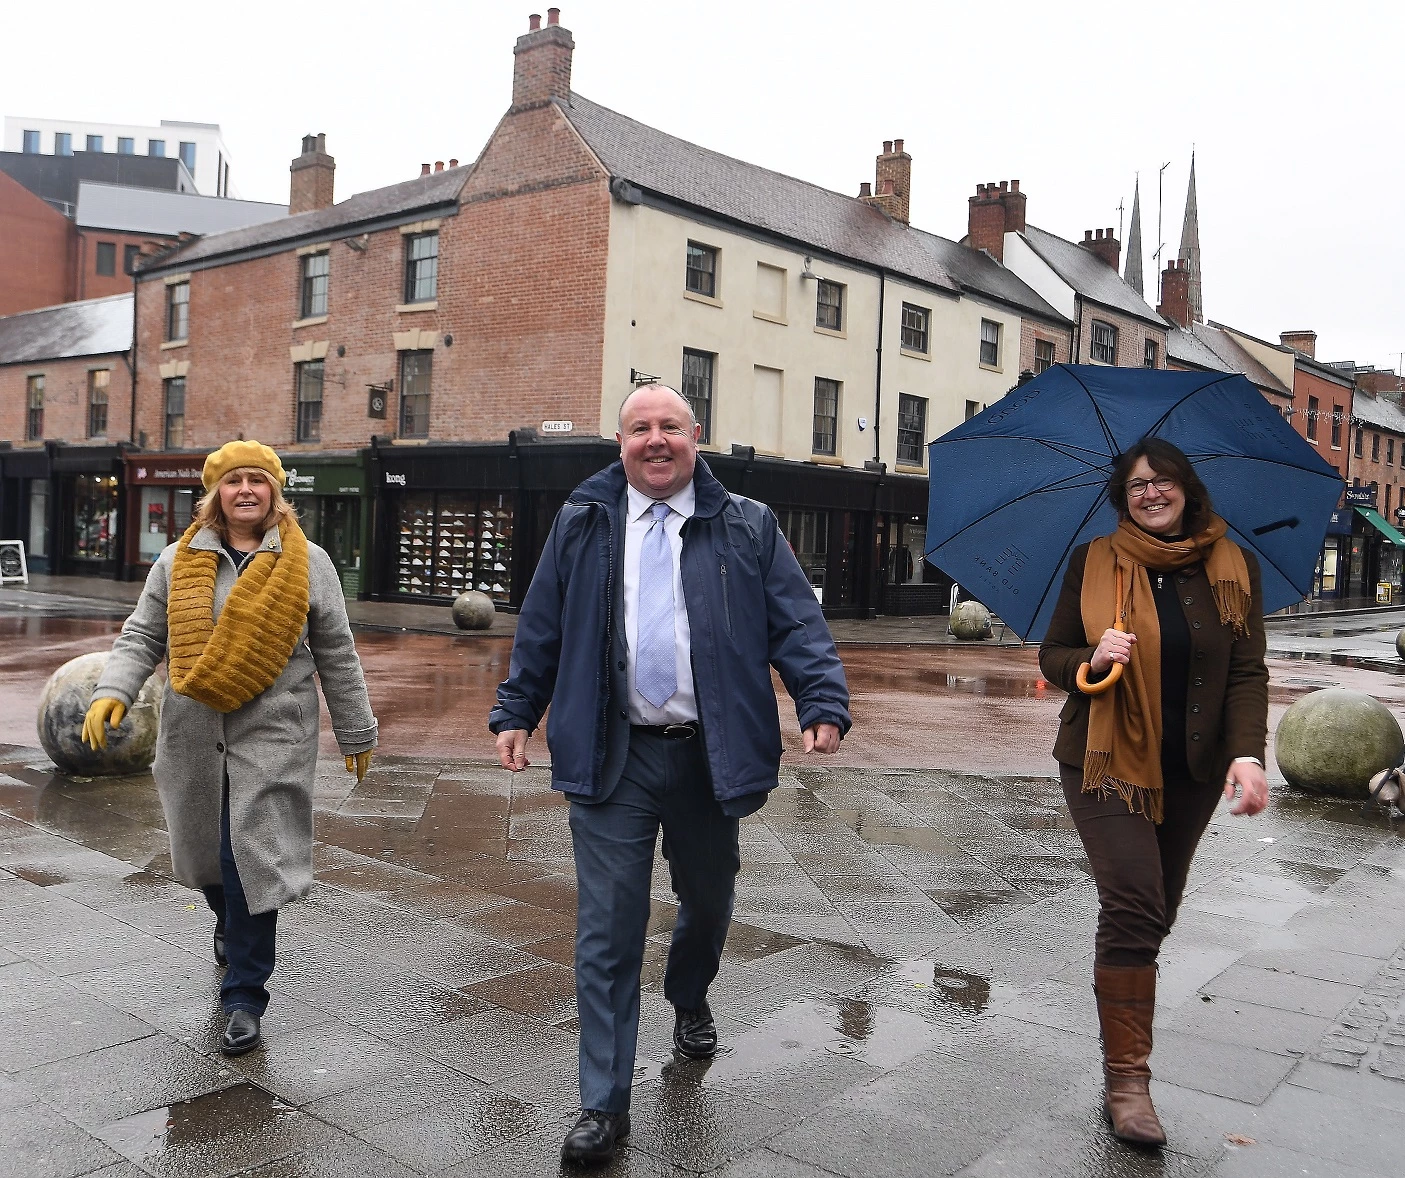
[281,452,370,598]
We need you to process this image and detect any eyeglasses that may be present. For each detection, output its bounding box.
[1124,476,1178,498]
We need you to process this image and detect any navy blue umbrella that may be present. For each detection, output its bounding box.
[924,365,1343,641]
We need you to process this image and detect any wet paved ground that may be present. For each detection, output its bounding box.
[3,590,1405,1175]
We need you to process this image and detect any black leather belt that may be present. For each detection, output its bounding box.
[632,721,700,741]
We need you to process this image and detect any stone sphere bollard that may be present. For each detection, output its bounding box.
[1396,629,1405,660]
[950,600,993,640]
[451,589,496,631]
[37,652,161,777]
[1275,687,1404,798]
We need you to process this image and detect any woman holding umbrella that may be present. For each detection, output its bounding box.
[80,441,377,1057]
[1040,437,1269,1148]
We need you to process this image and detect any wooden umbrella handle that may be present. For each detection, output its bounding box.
[1075,563,1126,696]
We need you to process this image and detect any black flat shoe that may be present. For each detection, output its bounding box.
[213,924,227,969]
[561,1108,630,1166]
[221,1009,261,1056]
[673,1001,718,1059]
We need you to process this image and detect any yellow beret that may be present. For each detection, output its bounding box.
[202,440,286,491]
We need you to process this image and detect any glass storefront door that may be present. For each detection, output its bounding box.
[137,486,196,562]
[71,475,119,563]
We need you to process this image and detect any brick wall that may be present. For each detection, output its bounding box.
[0,352,131,446]
[1349,419,1405,515]
[0,171,74,315]
[74,229,168,301]
[1018,320,1073,376]
[1294,367,1353,481]
[1078,304,1166,369]
[132,102,612,452]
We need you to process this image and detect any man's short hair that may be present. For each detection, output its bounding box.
[618,383,696,431]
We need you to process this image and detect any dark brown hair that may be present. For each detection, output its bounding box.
[1107,437,1214,534]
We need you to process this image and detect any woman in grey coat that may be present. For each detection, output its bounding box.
[82,440,377,1056]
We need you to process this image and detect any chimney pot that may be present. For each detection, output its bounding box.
[434,160,444,172]
[999,180,1008,192]
[420,163,431,176]
[529,12,541,29]
[859,181,872,197]
[1107,227,1115,237]
[893,137,904,154]
[449,158,459,168]
[1011,179,1020,192]
[547,7,559,24]
[883,140,893,154]
[1084,230,1094,241]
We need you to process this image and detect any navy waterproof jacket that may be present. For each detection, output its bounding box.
[489,459,851,804]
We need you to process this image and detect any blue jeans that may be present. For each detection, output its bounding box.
[201,781,278,1015]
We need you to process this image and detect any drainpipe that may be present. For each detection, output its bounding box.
[128,281,139,444]
[873,270,886,464]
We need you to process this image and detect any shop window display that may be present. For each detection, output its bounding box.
[395,491,513,604]
[72,475,119,561]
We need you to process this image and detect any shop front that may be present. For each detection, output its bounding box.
[0,446,52,575]
[121,453,205,579]
[52,445,126,578]
[282,453,369,598]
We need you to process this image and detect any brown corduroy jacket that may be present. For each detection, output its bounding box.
[1039,542,1269,785]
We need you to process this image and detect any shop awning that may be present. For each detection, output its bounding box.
[1353,506,1405,548]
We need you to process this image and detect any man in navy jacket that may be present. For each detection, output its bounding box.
[491,384,851,1166]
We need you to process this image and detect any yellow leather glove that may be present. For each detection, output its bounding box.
[345,751,373,783]
[81,698,127,751]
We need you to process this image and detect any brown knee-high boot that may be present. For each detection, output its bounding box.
[1093,964,1166,1147]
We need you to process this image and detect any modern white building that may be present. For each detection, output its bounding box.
[3,117,235,197]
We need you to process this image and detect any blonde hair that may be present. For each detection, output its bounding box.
[191,466,298,541]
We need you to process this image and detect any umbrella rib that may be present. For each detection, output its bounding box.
[1181,451,1345,479]
[929,476,1112,551]
[936,434,1113,470]
[1023,490,1112,641]
[1065,367,1122,456]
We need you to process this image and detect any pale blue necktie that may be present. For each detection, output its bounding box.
[636,502,677,708]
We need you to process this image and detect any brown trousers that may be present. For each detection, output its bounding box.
[1060,764,1222,967]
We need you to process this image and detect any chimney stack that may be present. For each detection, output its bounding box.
[1080,226,1121,271]
[966,179,1025,263]
[863,138,912,224]
[1158,258,1191,330]
[1280,330,1317,359]
[289,133,335,215]
[513,9,575,110]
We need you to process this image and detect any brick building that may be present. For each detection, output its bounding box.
[0,294,133,575]
[0,171,74,315]
[126,9,1073,615]
[965,181,1168,370]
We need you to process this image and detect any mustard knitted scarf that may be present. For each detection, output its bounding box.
[167,518,311,713]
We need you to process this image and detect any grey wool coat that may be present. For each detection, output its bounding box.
[93,524,377,913]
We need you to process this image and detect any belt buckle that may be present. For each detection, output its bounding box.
[662,723,695,740]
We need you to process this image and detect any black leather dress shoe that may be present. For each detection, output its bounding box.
[673,1002,718,1059]
[221,1010,261,1056]
[213,924,227,969]
[561,1109,629,1166]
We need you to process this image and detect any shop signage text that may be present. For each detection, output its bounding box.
[132,465,203,483]
[1345,486,1377,507]
[541,420,574,434]
[386,472,407,486]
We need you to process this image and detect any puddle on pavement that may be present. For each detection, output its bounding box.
[97,1083,305,1167]
[10,866,68,886]
[1273,860,1347,891]
[929,888,1034,926]
[893,959,995,1014]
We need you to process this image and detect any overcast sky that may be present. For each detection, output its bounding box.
[6,0,1400,371]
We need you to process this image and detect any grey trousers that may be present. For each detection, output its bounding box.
[568,728,740,1113]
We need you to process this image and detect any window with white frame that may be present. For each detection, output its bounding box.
[301,252,329,319]
[901,303,929,353]
[681,348,715,443]
[296,360,324,443]
[1090,320,1118,364]
[979,319,1001,367]
[897,393,926,466]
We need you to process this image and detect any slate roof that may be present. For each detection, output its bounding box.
[1166,324,1231,372]
[77,182,287,237]
[141,167,469,271]
[564,95,1066,323]
[1018,224,1167,327]
[1353,390,1405,434]
[0,294,132,365]
[1191,323,1293,397]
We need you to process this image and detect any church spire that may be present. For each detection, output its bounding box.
[1177,152,1202,323]
[1123,175,1144,297]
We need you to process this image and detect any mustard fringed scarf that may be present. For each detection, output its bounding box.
[1079,516,1251,823]
[167,518,311,713]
